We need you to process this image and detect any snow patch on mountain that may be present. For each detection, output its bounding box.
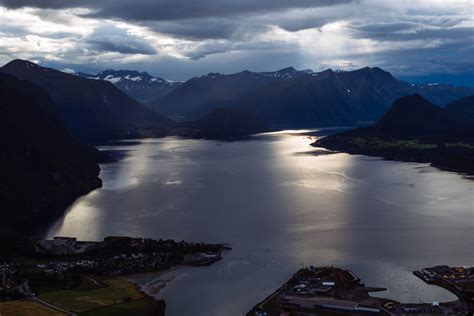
[104,75,121,83]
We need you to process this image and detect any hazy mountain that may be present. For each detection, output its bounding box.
[0,60,171,144]
[313,94,474,174]
[0,73,105,231]
[409,82,474,106]
[77,69,181,103]
[148,67,309,120]
[446,95,474,126]
[149,66,474,128]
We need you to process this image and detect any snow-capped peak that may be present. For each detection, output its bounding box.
[78,69,174,86]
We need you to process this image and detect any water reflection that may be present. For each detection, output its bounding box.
[46,130,473,315]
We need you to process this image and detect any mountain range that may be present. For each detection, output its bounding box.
[16,61,473,137]
[0,60,171,144]
[147,67,313,120]
[0,73,106,231]
[77,69,181,103]
[144,66,474,129]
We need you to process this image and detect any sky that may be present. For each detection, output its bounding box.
[0,0,473,84]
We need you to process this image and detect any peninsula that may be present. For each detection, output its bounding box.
[248,265,474,315]
[313,94,474,175]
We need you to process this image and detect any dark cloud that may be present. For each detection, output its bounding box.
[350,21,473,42]
[144,18,244,40]
[0,0,352,20]
[86,25,156,55]
[186,40,296,60]
[276,17,333,32]
[0,0,351,40]
[0,0,353,41]
[0,0,82,9]
[351,21,422,35]
[0,0,472,83]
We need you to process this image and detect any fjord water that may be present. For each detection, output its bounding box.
[46,131,473,315]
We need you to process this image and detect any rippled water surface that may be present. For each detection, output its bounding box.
[46,130,474,315]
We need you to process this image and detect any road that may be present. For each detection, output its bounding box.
[17,281,77,316]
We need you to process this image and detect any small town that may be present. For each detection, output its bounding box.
[33,236,226,275]
[0,236,229,315]
[248,265,474,316]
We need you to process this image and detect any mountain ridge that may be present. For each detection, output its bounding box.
[148,66,474,127]
[0,60,171,144]
[0,73,105,231]
[77,69,181,103]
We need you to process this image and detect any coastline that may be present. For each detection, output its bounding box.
[126,265,192,300]
[126,246,231,300]
[312,136,474,177]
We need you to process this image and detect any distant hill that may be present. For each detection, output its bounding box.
[174,108,267,140]
[77,69,181,103]
[149,66,474,128]
[0,60,171,144]
[314,94,474,175]
[373,94,450,139]
[0,73,105,231]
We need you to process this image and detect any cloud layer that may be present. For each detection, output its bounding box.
[0,0,472,82]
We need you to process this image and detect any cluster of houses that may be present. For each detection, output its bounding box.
[286,276,335,296]
[29,236,225,276]
[36,251,176,275]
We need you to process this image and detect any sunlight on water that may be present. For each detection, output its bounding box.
[46,131,473,315]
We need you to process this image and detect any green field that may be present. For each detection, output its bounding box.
[349,137,437,150]
[0,299,67,316]
[80,297,162,316]
[39,278,144,313]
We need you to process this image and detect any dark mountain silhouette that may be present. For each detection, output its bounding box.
[236,67,406,128]
[149,66,474,128]
[175,108,267,140]
[0,73,106,231]
[373,94,450,139]
[0,60,171,144]
[314,94,474,174]
[148,67,309,120]
[77,69,181,103]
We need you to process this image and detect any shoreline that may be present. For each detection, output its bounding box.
[125,246,231,301]
[312,138,474,177]
[125,265,192,300]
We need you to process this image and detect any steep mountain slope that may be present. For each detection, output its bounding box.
[78,69,181,103]
[313,94,474,174]
[148,67,309,120]
[373,94,450,138]
[0,60,171,143]
[237,67,408,128]
[0,73,104,231]
[149,66,474,128]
